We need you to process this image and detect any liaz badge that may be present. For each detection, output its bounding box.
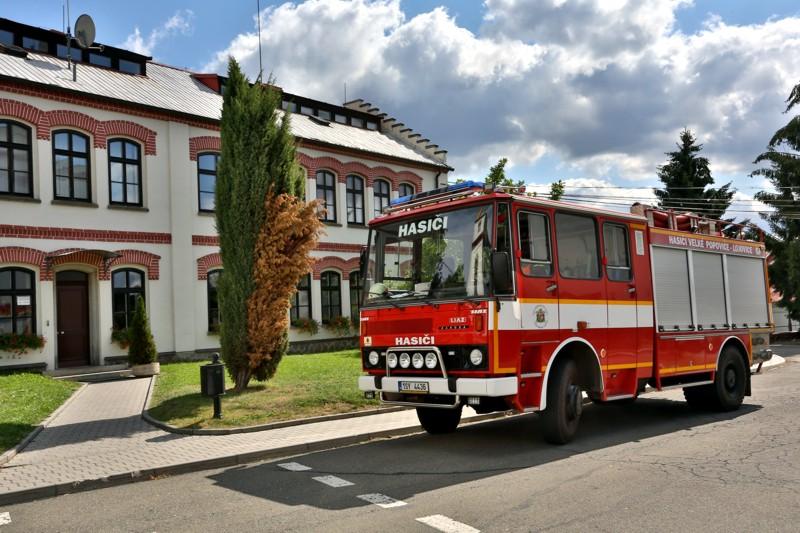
[534,305,548,328]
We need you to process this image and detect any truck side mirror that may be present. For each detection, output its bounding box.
[492,251,513,294]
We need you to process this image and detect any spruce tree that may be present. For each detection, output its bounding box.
[216,60,320,391]
[654,129,734,219]
[752,80,800,321]
[485,158,525,188]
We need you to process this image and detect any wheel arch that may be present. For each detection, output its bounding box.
[716,336,750,369]
[539,337,604,411]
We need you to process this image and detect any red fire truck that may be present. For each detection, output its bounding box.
[357,181,773,444]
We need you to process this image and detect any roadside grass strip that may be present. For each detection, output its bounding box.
[0,512,10,526]
[312,475,354,488]
[417,514,480,533]
[278,462,312,471]
[356,493,407,508]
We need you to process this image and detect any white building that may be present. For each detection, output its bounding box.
[0,18,450,370]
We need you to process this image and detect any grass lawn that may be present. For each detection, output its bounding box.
[148,349,379,429]
[0,373,80,454]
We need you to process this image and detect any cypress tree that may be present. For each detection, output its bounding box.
[127,297,157,366]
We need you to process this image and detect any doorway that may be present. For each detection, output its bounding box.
[56,270,90,367]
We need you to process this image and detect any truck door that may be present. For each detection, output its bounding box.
[601,221,638,397]
[553,212,607,371]
[516,208,559,334]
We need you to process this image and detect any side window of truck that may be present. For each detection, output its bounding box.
[603,223,632,281]
[518,211,553,277]
[555,212,600,279]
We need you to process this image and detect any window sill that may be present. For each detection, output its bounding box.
[51,199,99,208]
[108,204,149,212]
[322,221,342,227]
[198,210,216,217]
[0,194,41,204]
[347,223,367,228]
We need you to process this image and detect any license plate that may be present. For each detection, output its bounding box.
[398,381,429,393]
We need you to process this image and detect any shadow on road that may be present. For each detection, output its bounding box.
[207,397,761,510]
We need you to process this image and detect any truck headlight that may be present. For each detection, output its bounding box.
[469,348,484,366]
[387,353,398,368]
[399,352,411,368]
[412,352,424,369]
[368,351,380,366]
[424,352,438,369]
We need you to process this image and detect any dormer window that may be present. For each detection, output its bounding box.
[22,36,47,52]
[89,53,111,67]
[56,44,81,61]
[0,30,12,46]
[119,59,141,75]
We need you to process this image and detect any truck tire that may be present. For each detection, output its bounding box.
[683,346,747,411]
[417,405,462,434]
[540,358,582,444]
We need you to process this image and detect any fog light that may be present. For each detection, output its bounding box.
[387,353,398,368]
[368,350,379,366]
[467,396,480,406]
[469,348,484,366]
[425,352,438,369]
[412,352,424,369]
[399,352,411,368]
[364,391,376,399]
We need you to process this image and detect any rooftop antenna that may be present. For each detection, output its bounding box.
[343,82,347,104]
[256,0,263,81]
[66,13,103,82]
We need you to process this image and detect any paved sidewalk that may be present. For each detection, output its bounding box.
[0,355,789,505]
[0,378,458,504]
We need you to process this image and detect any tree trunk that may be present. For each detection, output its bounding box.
[234,368,252,392]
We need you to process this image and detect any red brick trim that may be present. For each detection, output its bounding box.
[109,249,161,280]
[0,80,219,132]
[189,136,221,160]
[192,234,219,246]
[312,256,360,280]
[0,224,171,244]
[0,98,44,131]
[0,246,47,280]
[297,153,423,192]
[104,120,158,155]
[197,252,223,280]
[46,248,109,280]
[44,110,103,147]
[317,242,363,253]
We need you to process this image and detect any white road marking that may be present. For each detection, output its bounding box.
[278,462,312,472]
[312,475,354,488]
[416,514,479,533]
[0,512,10,526]
[356,493,407,508]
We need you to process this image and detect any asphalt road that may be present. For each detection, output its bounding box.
[2,358,799,532]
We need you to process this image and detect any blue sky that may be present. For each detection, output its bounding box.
[6,1,800,220]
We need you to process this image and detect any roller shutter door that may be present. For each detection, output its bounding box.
[692,251,727,328]
[653,247,693,329]
[727,255,769,326]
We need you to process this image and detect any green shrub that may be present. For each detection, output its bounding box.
[128,297,157,366]
[291,317,320,336]
[111,328,130,349]
[324,315,352,337]
[0,333,45,355]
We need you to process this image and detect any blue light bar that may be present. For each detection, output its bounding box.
[389,180,484,207]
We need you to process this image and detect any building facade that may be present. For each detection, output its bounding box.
[0,18,450,370]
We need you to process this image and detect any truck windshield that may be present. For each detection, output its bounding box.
[364,204,494,304]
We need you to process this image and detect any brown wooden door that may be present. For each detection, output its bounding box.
[56,271,90,367]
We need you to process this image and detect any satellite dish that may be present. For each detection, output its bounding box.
[73,14,96,49]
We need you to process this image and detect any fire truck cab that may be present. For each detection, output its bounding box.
[357,181,773,443]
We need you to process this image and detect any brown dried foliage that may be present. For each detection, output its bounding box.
[245,193,323,380]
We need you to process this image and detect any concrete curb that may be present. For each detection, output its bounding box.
[140,375,410,435]
[0,382,88,468]
[0,410,513,506]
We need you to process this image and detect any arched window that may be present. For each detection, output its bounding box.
[0,268,35,334]
[346,174,364,224]
[290,274,312,323]
[320,271,341,324]
[108,139,142,206]
[207,269,222,332]
[197,152,219,212]
[373,179,390,217]
[316,170,337,222]
[399,182,415,198]
[112,268,145,330]
[53,130,91,201]
[349,270,362,320]
[0,120,33,197]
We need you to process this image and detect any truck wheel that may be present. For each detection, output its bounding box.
[540,358,582,444]
[417,405,462,434]
[713,346,747,411]
[683,384,714,409]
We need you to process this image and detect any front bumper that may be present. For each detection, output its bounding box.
[358,375,518,397]
[753,348,773,365]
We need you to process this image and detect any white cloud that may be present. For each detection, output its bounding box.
[203,0,800,187]
[121,9,194,57]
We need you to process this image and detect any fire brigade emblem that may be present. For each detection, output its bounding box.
[534,305,548,328]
